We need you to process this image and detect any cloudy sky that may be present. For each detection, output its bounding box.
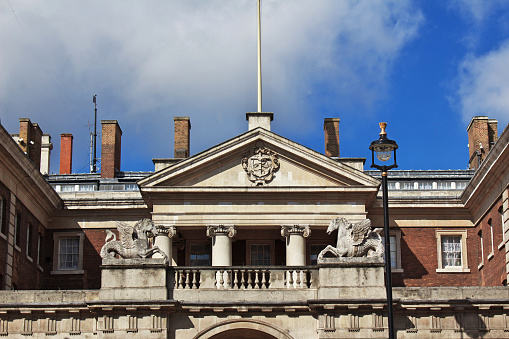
[1,0,509,173]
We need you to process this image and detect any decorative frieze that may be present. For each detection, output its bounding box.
[151,314,165,333]
[44,311,57,335]
[430,312,442,333]
[372,312,384,332]
[0,314,7,336]
[21,316,32,336]
[127,314,138,333]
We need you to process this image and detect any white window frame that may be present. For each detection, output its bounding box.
[14,212,21,252]
[436,230,470,273]
[246,240,275,266]
[478,230,484,270]
[26,222,33,262]
[0,196,5,237]
[488,219,494,260]
[498,206,506,250]
[37,232,43,272]
[51,231,84,275]
[382,230,403,273]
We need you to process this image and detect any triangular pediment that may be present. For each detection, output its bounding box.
[138,128,379,188]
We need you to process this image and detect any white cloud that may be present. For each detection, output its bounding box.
[0,0,422,172]
[456,41,509,125]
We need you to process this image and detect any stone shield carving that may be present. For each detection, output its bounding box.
[242,145,280,186]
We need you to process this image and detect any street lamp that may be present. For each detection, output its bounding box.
[369,122,398,339]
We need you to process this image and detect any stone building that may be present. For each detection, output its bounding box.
[0,113,508,338]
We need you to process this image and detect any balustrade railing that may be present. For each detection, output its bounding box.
[173,266,317,290]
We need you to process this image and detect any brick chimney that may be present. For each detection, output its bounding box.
[30,123,43,169]
[17,118,43,168]
[18,118,31,155]
[40,134,53,175]
[174,117,191,158]
[60,133,73,174]
[101,120,122,178]
[467,116,498,169]
[324,118,340,157]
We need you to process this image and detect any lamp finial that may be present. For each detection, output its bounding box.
[379,122,387,136]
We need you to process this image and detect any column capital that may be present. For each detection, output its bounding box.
[281,225,311,238]
[206,225,237,238]
[155,225,177,238]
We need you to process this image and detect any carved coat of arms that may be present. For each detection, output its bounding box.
[241,144,280,186]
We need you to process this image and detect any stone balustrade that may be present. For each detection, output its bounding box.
[173,266,317,290]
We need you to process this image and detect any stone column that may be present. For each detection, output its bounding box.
[281,225,311,266]
[207,225,237,266]
[153,225,176,265]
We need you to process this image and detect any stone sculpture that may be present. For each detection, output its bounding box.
[317,218,383,261]
[242,143,280,186]
[100,218,168,262]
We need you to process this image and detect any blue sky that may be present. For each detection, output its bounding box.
[1,1,509,173]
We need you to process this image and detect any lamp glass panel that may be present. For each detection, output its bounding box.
[376,148,392,162]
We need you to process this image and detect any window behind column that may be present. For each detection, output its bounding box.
[189,243,211,266]
[246,240,274,266]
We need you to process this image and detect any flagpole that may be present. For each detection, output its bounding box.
[257,0,262,113]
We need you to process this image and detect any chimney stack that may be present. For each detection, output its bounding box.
[17,118,43,169]
[30,123,43,169]
[60,133,73,174]
[101,120,122,178]
[246,112,273,131]
[467,116,498,169]
[324,118,340,157]
[40,134,53,175]
[174,117,191,158]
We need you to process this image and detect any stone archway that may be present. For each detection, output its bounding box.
[194,319,293,339]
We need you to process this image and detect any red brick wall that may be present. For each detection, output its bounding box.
[101,120,122,178]
[0,182,10,288]
[174,117,190,158]
[59,133,73,174]
[397,227,478,287]
[10,200,43,290]
[476,201,506,286]
[42,228,107,290]
[324,118,340,157]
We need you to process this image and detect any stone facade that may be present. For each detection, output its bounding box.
[0,114,508,338]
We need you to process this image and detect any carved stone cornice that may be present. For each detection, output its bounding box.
[281,225,311,238]
[155,225,177,238]
[206,225,237,238]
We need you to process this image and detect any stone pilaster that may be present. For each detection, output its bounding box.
[281,225,311,266]
[153,225,176,265]
[207,225,236,266]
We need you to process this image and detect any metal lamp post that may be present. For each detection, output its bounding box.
[369,122,398,339]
